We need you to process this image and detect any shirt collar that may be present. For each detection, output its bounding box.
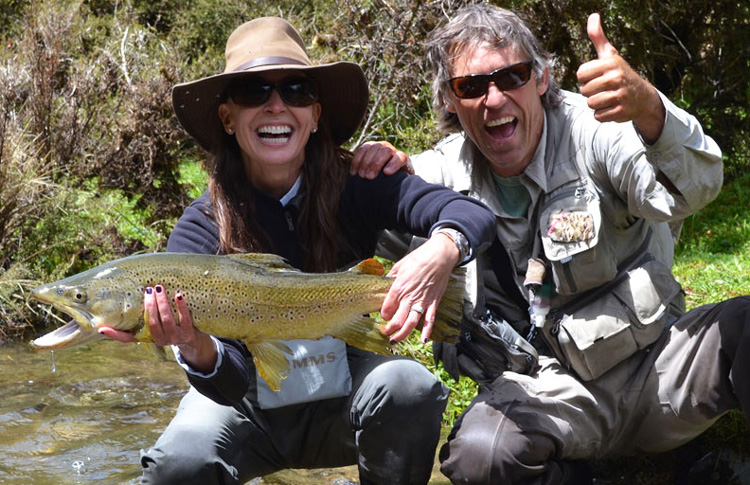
[278,174,303,207]
[522,112,549,192]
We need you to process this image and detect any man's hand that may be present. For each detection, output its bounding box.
[351,141,413,179]
[577,13,665,143]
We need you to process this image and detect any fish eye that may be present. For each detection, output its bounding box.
[71,289,87,303]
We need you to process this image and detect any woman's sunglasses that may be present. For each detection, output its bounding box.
[226,77,318,107]
[447,61,534,99]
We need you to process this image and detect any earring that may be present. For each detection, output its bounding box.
[226,127,234,135]
[312,127,318,134]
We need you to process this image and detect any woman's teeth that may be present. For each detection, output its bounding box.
[258,125,291,143]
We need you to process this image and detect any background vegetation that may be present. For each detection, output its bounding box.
[1,0,749,480]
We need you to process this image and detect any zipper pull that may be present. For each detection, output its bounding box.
[284,210,294,231]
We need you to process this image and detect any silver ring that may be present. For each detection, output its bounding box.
[410,304,425,315]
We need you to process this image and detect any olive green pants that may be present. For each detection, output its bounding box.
[440,296,750,484]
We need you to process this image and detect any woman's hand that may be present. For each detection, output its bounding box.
[379,232,460,343]
[98,285,218,373]
[350,141,414,179]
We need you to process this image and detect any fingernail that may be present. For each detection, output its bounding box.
[421,337,428,344]
[389,339,397,345]
[146,287,153,295]
[177,294,183,301]
[155,285,162,293]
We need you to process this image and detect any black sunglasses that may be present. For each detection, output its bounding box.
[447,61,534,99]
[226,76,318,107]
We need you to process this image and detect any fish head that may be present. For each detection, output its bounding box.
[30,263,144,350]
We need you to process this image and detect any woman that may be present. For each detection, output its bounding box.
[101,17,496,485]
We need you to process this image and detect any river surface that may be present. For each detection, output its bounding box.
[0,340,449,485]
[4,339,749,484]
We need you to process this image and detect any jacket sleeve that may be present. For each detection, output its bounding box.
[181,337,255,406]
[166,192,221,254]
[350,171,496,259]
[644,92,723,211]
[592,91,723,222]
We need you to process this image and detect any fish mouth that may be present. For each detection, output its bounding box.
[31,318,107,350]
[30,284,101,350]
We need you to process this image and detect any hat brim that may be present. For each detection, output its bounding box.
[172,61,368,151]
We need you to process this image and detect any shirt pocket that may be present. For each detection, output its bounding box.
[549,258,681,381]
[540,182,617,295]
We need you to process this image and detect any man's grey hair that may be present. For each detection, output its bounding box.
[426,4,563,133]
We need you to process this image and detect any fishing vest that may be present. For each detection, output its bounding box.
[535,143,683,381]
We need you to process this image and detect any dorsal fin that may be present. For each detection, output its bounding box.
[348,258,385,276]
[227,253,296,271]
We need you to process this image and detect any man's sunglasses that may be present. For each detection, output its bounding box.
[226,77,318,107]
[447,61,534,99]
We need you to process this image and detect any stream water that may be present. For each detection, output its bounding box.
[0,340,449,485]
[9,337,745,484]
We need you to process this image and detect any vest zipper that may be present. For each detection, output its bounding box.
[284,210,294,231]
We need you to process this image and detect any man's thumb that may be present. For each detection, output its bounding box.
[587,13,618,58]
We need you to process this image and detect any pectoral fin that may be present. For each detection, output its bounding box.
[135,309,166,359]
[134,309,155,343]
[247,340,293,392]
[145,343,169,361]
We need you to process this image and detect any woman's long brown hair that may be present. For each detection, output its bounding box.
[205,123,350,272]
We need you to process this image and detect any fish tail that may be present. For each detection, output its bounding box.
[429,267,466,344]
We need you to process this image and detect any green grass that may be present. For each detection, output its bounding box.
[675,172,750,308]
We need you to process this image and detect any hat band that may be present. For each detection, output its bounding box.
[233,56,307,72]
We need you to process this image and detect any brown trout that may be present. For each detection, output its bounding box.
[30,252,462,390]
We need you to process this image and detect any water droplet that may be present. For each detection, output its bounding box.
[72,460,85,473]
[50,351,56,373]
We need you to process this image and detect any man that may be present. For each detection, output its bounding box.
[353,4,750,484]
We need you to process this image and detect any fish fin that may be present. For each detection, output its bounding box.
[426,267,466,344]
[347,258,385,276]
[134,309,154,343]
[247,341,293,392]
[334,316,392,356]
[145,343,169,361]
[228,253,295,270]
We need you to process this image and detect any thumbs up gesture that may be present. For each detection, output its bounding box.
[577,13,665,143]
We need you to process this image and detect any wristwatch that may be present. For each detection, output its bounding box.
[434,227,471,264]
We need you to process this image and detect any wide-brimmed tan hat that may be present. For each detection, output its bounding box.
[172,17,368,150]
